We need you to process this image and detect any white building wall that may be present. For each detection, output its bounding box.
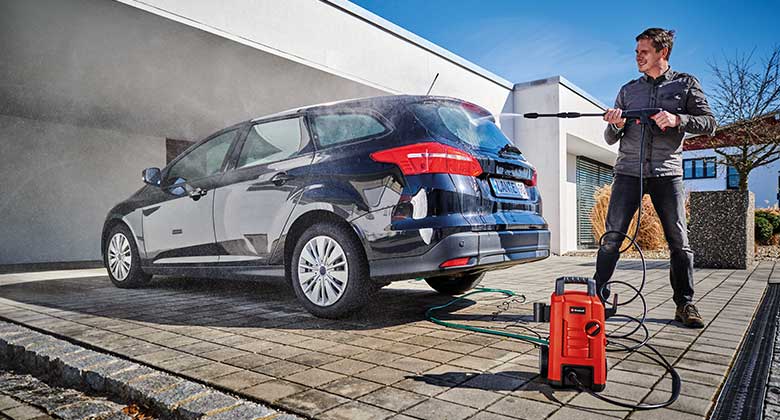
[118,0,515,136]
[683,148,779,208]
[513,77,617,254]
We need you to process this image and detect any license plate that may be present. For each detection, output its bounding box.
[489,178,529,199]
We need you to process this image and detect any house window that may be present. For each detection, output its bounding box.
[727,166,740,189]
[683,157,716,179]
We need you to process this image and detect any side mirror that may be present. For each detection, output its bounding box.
[142,167,161,186]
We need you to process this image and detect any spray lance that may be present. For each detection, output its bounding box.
[524,107,663,126]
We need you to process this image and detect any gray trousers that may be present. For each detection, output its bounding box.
[594,174,695,307]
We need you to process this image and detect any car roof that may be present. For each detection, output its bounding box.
[249,95,488,122]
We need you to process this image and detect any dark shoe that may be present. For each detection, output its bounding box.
[675,303,705,328]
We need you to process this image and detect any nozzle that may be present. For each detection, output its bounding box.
[524,113,539,119]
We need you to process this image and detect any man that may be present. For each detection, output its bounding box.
[598,28,716,328]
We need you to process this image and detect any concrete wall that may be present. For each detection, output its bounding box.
[0,0,386,142]
[0,0,388,264]
[0,0,519,264]
[0,114,164,264]
[116,0,516,137]
[684,148,779,208]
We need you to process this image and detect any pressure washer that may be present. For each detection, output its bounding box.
[426,107,682,410]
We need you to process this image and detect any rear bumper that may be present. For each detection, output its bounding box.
[369,229,550,282]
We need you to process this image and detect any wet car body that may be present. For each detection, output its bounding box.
[102,95,550,317]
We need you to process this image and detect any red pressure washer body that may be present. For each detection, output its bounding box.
[545,276,606,391]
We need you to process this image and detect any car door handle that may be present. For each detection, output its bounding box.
[270,172,294,186]
[189,187,207,201]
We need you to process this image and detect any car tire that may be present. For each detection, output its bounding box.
[290,221,374,318]
[425,272,484,295]
[104,225,151,288]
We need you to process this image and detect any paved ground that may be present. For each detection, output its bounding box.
[0,256,771,420]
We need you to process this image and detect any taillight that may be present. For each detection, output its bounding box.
[370,142,482,177]
[524,169,537,187]
[440,257,471,268]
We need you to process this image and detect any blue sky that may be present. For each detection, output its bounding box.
[349,0,779,107]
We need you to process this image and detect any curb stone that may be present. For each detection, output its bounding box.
[0,321,299,420]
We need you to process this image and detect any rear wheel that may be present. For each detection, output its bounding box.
[425,272,484,295]
[104,225,151,288]
[290,221,375,318]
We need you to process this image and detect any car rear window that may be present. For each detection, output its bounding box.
[411,102,512,152]
[312,113,388,147]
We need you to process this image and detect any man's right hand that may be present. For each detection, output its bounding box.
[604,108,626,128]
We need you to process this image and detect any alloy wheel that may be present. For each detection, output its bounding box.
[107,233,132,281]
[297,235,349,307]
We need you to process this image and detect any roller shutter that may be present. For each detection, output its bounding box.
[576,156,613,248]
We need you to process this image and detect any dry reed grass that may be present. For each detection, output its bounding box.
[589,184,669,251]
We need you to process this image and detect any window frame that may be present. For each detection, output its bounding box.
[726,166,740,189]
[682,157,717,180]
[307,109,392,150]
[161,126,242,187]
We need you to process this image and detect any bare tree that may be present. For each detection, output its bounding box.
[705,46,780,191]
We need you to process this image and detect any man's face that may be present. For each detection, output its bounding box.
[635,38,668,74]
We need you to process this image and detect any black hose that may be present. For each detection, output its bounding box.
[568,337,682,410]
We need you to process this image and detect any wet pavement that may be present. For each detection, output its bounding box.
[0,256,772,419]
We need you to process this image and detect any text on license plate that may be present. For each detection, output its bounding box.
[489,178,529,199]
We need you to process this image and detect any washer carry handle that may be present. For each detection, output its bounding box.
[554,276,597,297]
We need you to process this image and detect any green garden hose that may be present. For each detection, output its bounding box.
[424,287,549,347]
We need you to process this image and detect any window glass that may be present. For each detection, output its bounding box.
[412,102,512,152]
[683,160,693,179]
[694,160,704,178]
[238,118,306,168]
[705,158,716,177]
[727,166,740,189]
[166,130,236,184]
[313,113,386,147]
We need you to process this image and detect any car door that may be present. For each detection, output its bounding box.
[213,116,314,266]
[142,128,239,265]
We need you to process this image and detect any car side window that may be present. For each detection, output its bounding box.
[166,129,236,185]
[312,113,387,147]
[237,118,308,168]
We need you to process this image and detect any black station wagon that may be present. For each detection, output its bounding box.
[102,95,550,318]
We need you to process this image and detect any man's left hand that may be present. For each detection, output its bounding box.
[651,110,681,130]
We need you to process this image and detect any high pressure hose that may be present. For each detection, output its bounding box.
[425,110,681,410]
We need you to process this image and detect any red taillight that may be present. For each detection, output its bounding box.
[370,142,482,177]
[440,257,471,268]
[524,169,537,187]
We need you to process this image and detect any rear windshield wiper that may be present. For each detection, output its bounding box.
[498,144,522,157]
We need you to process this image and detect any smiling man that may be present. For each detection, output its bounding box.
[597,28,716,328]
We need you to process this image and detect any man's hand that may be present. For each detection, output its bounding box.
[651,110,681,130]
[604,108,626,128]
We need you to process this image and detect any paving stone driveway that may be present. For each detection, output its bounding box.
[0,256,771,420]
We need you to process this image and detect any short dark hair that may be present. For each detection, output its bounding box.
[636,28,675,59]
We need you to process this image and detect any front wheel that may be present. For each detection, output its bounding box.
[104,225,151,288]
[425,272,484,295]
[290,222,375,318]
